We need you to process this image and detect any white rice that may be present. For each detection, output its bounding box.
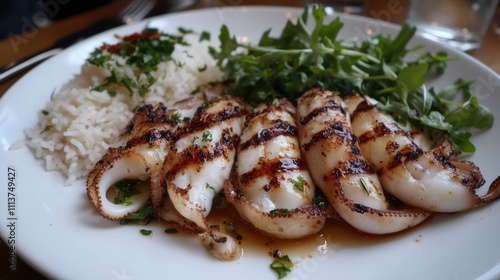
[25,33,222,184]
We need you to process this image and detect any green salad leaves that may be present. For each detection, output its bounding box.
[210,5,493,152]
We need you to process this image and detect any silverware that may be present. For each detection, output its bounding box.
[0,0,156,83]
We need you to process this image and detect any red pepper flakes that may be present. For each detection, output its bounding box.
[100,30,161,55]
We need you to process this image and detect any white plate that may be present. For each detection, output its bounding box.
[1,6,500,280]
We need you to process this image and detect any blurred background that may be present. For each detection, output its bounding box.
[0,0,116,39]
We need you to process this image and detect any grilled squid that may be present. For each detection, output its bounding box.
[296,88,430,234]
[162,95,248,260]
[344,93,500,212]
[149,97,206,232]
[224,99,326,239]
[86,103,177,220]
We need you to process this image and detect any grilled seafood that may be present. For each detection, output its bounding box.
[344,93,500,212]
[161,95,248,260]
[224,99,326,239]
[296,88,430,234]
[86,103,177,220]
[86,86,500,259]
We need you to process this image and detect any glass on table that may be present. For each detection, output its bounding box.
[308,0,366,14]
[406,0,499,51]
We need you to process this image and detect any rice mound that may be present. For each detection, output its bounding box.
[25,34,222,185]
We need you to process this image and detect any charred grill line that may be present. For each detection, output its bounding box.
[323,157,376,182]
[299,103,345,125]
[123,103,178,148]
[239,158,303,185]
[125,130,175,148]
[165,129,234,180]
[352,111,424,170]
[239,120,297,150]
[302,122,354,152]
[341,158,377,176]
[182,100,248,136]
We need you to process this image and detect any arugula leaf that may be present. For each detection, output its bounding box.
[211,5,493,152]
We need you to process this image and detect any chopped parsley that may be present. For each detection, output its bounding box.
[270,255,294,279]
[359,178,370,195]
[289,176,305,192]
[113,179,142,205]
[202,131,213,142]
[190,87,201,95]
[119,200,155,225]
[225,222,242,241]
[202,100,212,108]
[198,64,208,72]
[140,229,153,236]
[171,112,182,122]
[165,228,179,234]
[206,183,223,206]
[192,136,200,148]
[40,125,53,134]
[206,183,216,193]
[86,28,189,99]
[312,195,328,210]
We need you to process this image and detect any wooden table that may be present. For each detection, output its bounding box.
[1,0,498,279]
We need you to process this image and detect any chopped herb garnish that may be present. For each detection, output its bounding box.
[225,222,243,241]
[86,28,188,99]
[113,179,142,205]
[202,100,212,108]
[119,200,155,225]
[198,64,208,72]
[165,228,179,234]
[202,131,213,142]
[207,242,214,251]
[192,136,200,148]
[40,125,53,134]
[359,178,370,195]
[195,99,212,113]
[41,110,49,116]
[140,229,153,236]
[178,27,193,34]
[312,195,328,210]
[190,87,201,95]
[200,31,211,42]
[270,255,294,279]
[206,183,216,193]
[211,4,493,152]
[171,112,182,122]
[289,176,305,192]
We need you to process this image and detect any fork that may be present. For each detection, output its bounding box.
[0,0,157,83]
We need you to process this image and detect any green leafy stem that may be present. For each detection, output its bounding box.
[210,4,493,152]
